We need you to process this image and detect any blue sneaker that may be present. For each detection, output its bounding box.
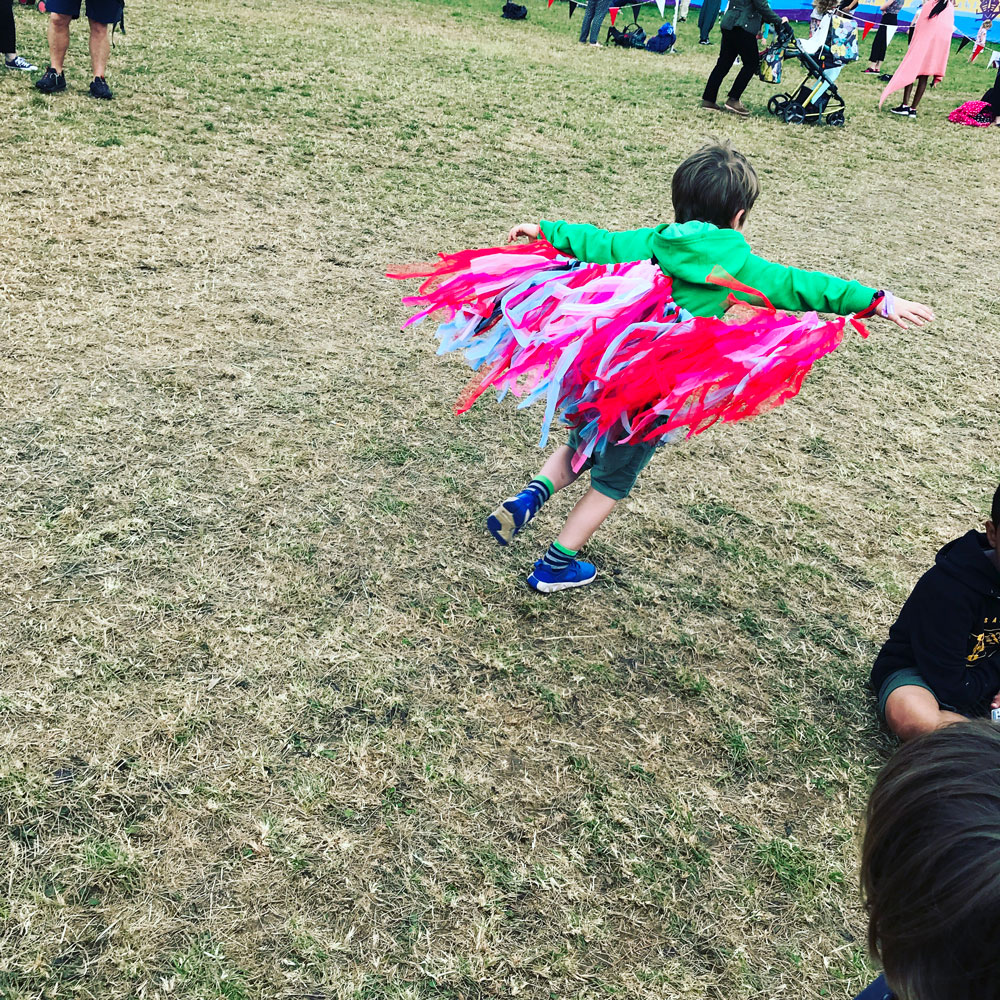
[527,558,597,593]
[487,496,535,546]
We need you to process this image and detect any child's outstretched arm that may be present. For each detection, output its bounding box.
[508,219,661,266]
[741,253,935,328]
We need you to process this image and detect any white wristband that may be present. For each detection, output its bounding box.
[876,290,895,318]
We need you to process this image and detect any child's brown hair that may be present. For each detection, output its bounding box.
[671,140,761,229]
[861,720,1000,1000]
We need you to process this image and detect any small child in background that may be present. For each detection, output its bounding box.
[871,484,1000,740]
[854,720,1000,999]
[490,141,933,593]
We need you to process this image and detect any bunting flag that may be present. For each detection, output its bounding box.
[958,36,971,50]
[609,6,619,23]
[861,21,872,39]
[990,49,1000,67]
[654,0,665,13]
[632,3,641,18]
[883,25,896,44]
[971,43,984,60]
[569,0,577,15]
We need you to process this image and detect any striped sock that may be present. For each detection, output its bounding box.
[519,476,553,514]
[542,540,577,572]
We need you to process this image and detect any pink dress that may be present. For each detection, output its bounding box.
[880,0,955,105]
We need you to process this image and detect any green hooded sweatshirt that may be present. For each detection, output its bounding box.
[539,219,878,320]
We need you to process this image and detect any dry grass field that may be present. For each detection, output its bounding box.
[2,0,999,997]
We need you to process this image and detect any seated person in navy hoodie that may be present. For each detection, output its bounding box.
[871,484,1000,741]
[854,720,1000,1000]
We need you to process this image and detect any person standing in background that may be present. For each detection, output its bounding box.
[865,0,904,73]
[880,0,954,117]
[702,0,787,115]
[2,0,37,70]
[578,0,612,45]
[34,0,123,99]
[699,0,724,43]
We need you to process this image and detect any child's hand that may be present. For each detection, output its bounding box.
[508,223,541,244]
[991,690,1000,711]
[880,294,935,331]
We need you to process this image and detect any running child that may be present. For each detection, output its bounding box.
[392,141,933,593]
[486,142,932,592]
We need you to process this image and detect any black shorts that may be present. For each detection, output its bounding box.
[44,0,123,24]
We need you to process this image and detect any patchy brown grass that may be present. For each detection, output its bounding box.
[1,0,998,997]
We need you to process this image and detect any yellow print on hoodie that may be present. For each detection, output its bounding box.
[968,616,1000,661]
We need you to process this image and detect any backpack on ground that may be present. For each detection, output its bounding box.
[502,2,527,18]
[608,20,646,47]
[646,21,675,50]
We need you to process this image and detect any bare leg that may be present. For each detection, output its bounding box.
[48,12,71,73]
[884,685,966,742]
[901,81,915,105]
[537,445,582,495]
[88,18,109,78]
[910,74,929,108]
[556,488,617,552]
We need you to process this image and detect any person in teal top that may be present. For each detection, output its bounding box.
[486,141,933,594]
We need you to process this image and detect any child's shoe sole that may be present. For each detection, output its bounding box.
[487,501,519,546]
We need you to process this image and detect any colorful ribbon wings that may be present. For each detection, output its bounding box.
[389,241,868,471]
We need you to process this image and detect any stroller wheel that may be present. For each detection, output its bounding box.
[783,101,805,124]
[767,95,788,116]
[827,110,846,126]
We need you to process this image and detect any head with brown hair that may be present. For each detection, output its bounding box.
[862,720,1000,1000]
[671,140,761,230]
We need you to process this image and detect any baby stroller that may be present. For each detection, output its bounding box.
[759,16,859,126]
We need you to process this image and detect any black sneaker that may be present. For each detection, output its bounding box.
[89,76,113,100]
[35,66,65,93]
[889,104,910,116]
[908,107,917,118]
